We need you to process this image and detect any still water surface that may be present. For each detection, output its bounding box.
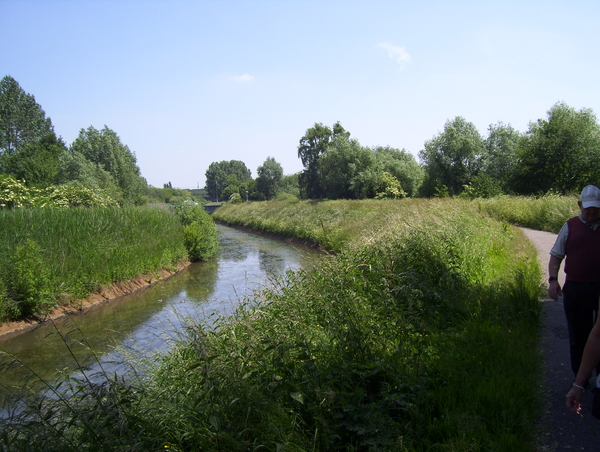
[0,225,319,392]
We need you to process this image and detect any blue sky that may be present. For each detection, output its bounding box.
[2,0,599,189]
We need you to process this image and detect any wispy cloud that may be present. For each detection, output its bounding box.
[230,74,255,82]
[377,42,411,71]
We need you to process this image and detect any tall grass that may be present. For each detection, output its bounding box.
[0,206,188,321]
[475,193,579,233]
[0,198,544,451]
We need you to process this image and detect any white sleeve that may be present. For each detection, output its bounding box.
[550,223,569,259]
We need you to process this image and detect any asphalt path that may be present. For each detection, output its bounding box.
[520,227,600,451]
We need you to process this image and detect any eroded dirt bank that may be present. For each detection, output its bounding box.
[0,262,191,341]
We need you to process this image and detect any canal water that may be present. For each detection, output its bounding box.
[0,225,319,396]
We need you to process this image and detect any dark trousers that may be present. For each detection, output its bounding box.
[563,281,600,376]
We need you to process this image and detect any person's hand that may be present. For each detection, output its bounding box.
[549,280,563,301]
[566,385,584,415]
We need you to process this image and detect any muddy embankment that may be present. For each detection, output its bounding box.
[0,263,191,341]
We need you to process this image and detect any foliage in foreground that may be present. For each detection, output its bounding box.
[1,199,543,451]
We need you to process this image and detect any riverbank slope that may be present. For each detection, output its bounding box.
[0,262,190,340]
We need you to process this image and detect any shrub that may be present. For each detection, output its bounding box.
[173,203,219,261]
[273,192,300,202]
[229,192,242,203]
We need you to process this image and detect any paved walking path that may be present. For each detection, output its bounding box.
[520,227,599,451]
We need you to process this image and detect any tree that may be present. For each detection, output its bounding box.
[297,121,349,199]
[69,126,146,204]
[204,160,252,200]
[256,157,283,200]
[483,122,521,193]
[57,147,121,200]
[318,137,374,199]
[0,75,54,156]
[510,102,600,195]
[275,173,300,199]
[372,146,423,197]
[419,117,487,197]
[1,132,67,187]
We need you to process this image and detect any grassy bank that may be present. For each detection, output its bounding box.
[475,193,578,233]
[0,205,219,322]
[1,198,544,451]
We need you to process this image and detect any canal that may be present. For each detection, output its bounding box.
[0,225,320,398]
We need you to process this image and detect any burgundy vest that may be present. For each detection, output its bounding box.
[565,216,600,283]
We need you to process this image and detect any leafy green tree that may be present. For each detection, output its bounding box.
[221,174,241,201]
[57,147,121,199]
[510,102,600,194]
[244,179,258,201]
[205,160,252,201]
[483,122,521,193]
[229,192,243,203]
[256,157,283,200]
[297,122,349,199]
[0,75,54,156]
[275,173,300,199]
[70,126,146,204]
[419,116,487,197]
[372,146,423,197]
[1,132,67,187]
[319,137,375,199]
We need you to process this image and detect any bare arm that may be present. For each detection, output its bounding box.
[548,254,563,301]
[566,324,600,414]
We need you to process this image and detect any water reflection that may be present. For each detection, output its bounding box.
[0,225,319,394]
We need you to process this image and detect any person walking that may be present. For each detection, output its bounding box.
[549,185,600,377]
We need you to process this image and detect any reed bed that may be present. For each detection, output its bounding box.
[0,206,188,320]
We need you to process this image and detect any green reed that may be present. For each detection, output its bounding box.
[0,206,188,320]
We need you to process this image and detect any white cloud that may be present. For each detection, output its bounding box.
[230,74,255,82]
[377,41,411,71]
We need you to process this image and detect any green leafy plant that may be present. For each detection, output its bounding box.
[173,203,219,261]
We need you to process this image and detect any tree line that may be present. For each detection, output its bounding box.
[4,73,599,204]
[209,102,600,202]
[0,75,149,206]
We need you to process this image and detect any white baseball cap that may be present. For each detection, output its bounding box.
[580,185,600,208]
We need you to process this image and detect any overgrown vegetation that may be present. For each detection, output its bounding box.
[475,193,579,233]
[0,203,219,322]
[173,203,220,261]
[1,198,544,451]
